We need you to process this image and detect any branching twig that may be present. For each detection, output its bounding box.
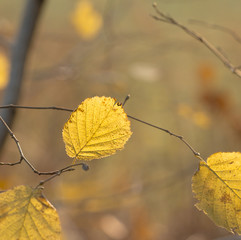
[35,169,75,188]
[0,116,89,182]
[0,115,37,171]
[0,104,202,160]
[151,3,241,78]
[0,104,73,112]
[36,163,89,187]
[189,19,241,44]
[126,115,201,158]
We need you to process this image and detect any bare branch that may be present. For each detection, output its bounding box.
[122,94,130,107]
[0,104,202,160]
[189,19,241,44]
[0,104,73,112]
[35,169,75,188]
[0,115,89,179]
[0,116,37,171]
[152,3,241,79]
[127,115,201,159]
[36,163,89,188]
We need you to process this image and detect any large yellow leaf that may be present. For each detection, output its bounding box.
[192,152,241,234]
[0,185,61,240]
[62,96,132,161]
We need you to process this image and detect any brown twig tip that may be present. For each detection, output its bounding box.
[122,94,131,107]
[152,2,157,8]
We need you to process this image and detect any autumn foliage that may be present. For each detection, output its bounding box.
[62,96,132,161]
[1,0,241,239]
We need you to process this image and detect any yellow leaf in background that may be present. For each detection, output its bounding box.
[192,111,211,129]
[71,0,103,40]
[177,103,211,129]
[0,185,61,240]
[62,96,132,161]
[0,52,9,89]
[192,152,241,234]
[177,103,192,118]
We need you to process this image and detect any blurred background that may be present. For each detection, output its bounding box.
[1,0,241,239]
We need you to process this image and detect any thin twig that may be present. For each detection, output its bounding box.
[0,104,73,112]
[36,163,89,188]
[36,169,75,188]
[122,94,130,106]
[189,19,241,44]
[0,116,37,171]
[151,3,241,79]
[122,95,200,158]
[0,104,202,160]
[127,115,201,158]
[0,115,89,176]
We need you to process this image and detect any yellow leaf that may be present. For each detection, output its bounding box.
[0,185,61,240]
[62,96,132,161]
[71,0,103,40]
[177,103,211,129]
[177,103,193,118]
[0,52,9,89]
[192,111,211,129]
[192,152,241,234]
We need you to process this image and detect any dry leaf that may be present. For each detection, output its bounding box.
[192,152,241,234]
[62,96,132,161]
[0,185,61,239]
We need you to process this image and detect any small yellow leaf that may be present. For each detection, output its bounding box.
[192,111,211,129]
[0,185,61,240]
[62,96,132,161]
[71,0,103,40]
[0,52,9,89]
[192,152,241,234]
[177,103,211,129]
